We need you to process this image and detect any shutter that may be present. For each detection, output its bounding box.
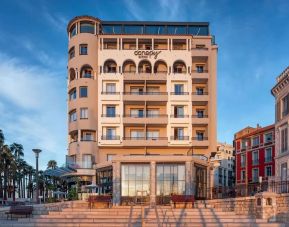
[276,101,281,122]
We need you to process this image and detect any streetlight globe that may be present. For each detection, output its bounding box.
[33,149,42,158]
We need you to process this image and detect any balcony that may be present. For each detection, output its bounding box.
[123,92,168,102]
[192,115,209,125]
[170,92,190,101]
[170,115,189,124]
[68,140,97,156]
[170,136,190,141]
[191,47,209,57]
[191,70,209,81]
[101,114,121,124]
[122,137,168,146]
[123,114,168,124]
[100,92,121,101]
[192,137,209,147]
[123,73,167,81]
[191,92,209,102]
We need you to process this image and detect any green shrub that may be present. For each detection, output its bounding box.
[67,188,78,201]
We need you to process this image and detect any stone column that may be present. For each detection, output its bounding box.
[255,192,277,221]
[185,161,192,195]
[112,161,121,206]
[150,161,156,206]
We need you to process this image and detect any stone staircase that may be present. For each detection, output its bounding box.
[5,205,287,227]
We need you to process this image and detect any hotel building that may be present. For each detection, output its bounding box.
[271,66,289,182]
[66,16,217,205]
[234,125,275,186]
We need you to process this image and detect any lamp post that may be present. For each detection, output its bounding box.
[33,149,42,204]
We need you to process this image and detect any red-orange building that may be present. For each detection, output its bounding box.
[234,124,275,186]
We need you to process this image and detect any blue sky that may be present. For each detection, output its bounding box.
[0,0,288,169]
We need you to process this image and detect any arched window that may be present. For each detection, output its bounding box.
[122,60,136,73]
[173,60,186,73]
[104,59,117,73]
[138,60,152,73]
[80,65,93,78]
[154,60,167,73]
[69,68,76,81]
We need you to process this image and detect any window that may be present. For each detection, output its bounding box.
[80,87,88,98]
[130,87,144,94]
[70,24,77,37]
[196,65,204,73]
[106,128,116,140]
[82,154,92,168]
[241,140,247,149]
[106,106,116,117]
[107,154,115,161]
[264,132,273,143]
[69,110,77,122]
[80,44,88,55]
[174,127,184,140]
[82,131,93,141]
[130,109,144,117]
[196,109,204,118]
[282,94,289,117]
[174,84,184,95]
[69,88,77,100]
[104,60,117,73]
[146,131,159,139]
[80,21,94,34]
[69,47,75,59]
[196,131,204,141]
[103,39,117,49]
[281,127,288,153]
[80,65,93,78]
[121,164,150,196]
[241,170,246,181]
[252,168,259,182]
[252,151,259,165]
[241,154,246,167]
[281,162,288,181]
[156,164,185,195]
[265,166,272,177]
[80,108,88,119]
[173,106,184,118]
[130,130,144,139]
[106,83,116,94]
[147,109,160,117]
[252,136,259,147]
[146,86,160,94]
[265,148,272,162]
[196,87,204,95]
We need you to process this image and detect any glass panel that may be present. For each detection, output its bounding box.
[168,26,187,35]
[145,25,166,34]
[188,26,209,36]
[124,25,143,34]
[102,25,122,34]
[80,22,94,34]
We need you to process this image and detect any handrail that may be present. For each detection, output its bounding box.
[123,92,168,95]
[192,92,209,95]
[170,115,189,118]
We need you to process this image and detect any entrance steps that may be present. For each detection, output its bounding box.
[10,206,286,227]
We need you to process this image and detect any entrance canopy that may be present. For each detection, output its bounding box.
[44,167,77,177]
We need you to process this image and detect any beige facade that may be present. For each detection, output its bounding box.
[210,142,235,187]
[271,66,289,181]
[66,16,217,203]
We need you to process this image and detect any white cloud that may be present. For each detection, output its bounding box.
[0,53,67,169]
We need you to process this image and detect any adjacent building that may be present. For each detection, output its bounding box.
[234,125,275,186]
[271,66,289,182]
[210,142,235,188]
[66,16,218,205]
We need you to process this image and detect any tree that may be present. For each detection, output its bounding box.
[47,160,57,170]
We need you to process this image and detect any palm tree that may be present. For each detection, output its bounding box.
[47,160,57,170]
[10,143,24,160]
[1,145,14,200]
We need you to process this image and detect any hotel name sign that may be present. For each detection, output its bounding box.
[134,50,162,59]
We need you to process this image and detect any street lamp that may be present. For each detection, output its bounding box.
[33,149,42,204]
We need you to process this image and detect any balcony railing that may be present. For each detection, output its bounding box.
[192,92,209,95]
[192,70,209,73]
[101,92,120,95]
[101,114,120,117]
[170,92,190,95]
[124,114,167,118]
[191,47,209,51]
[170,136,189,141]
[80,138,96,142]
[123,92,167,95]
[170,115,189,118]
[123,137,168,140]
[192,137,208,141]
[192,115,208,118]
[101,135,120,140]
